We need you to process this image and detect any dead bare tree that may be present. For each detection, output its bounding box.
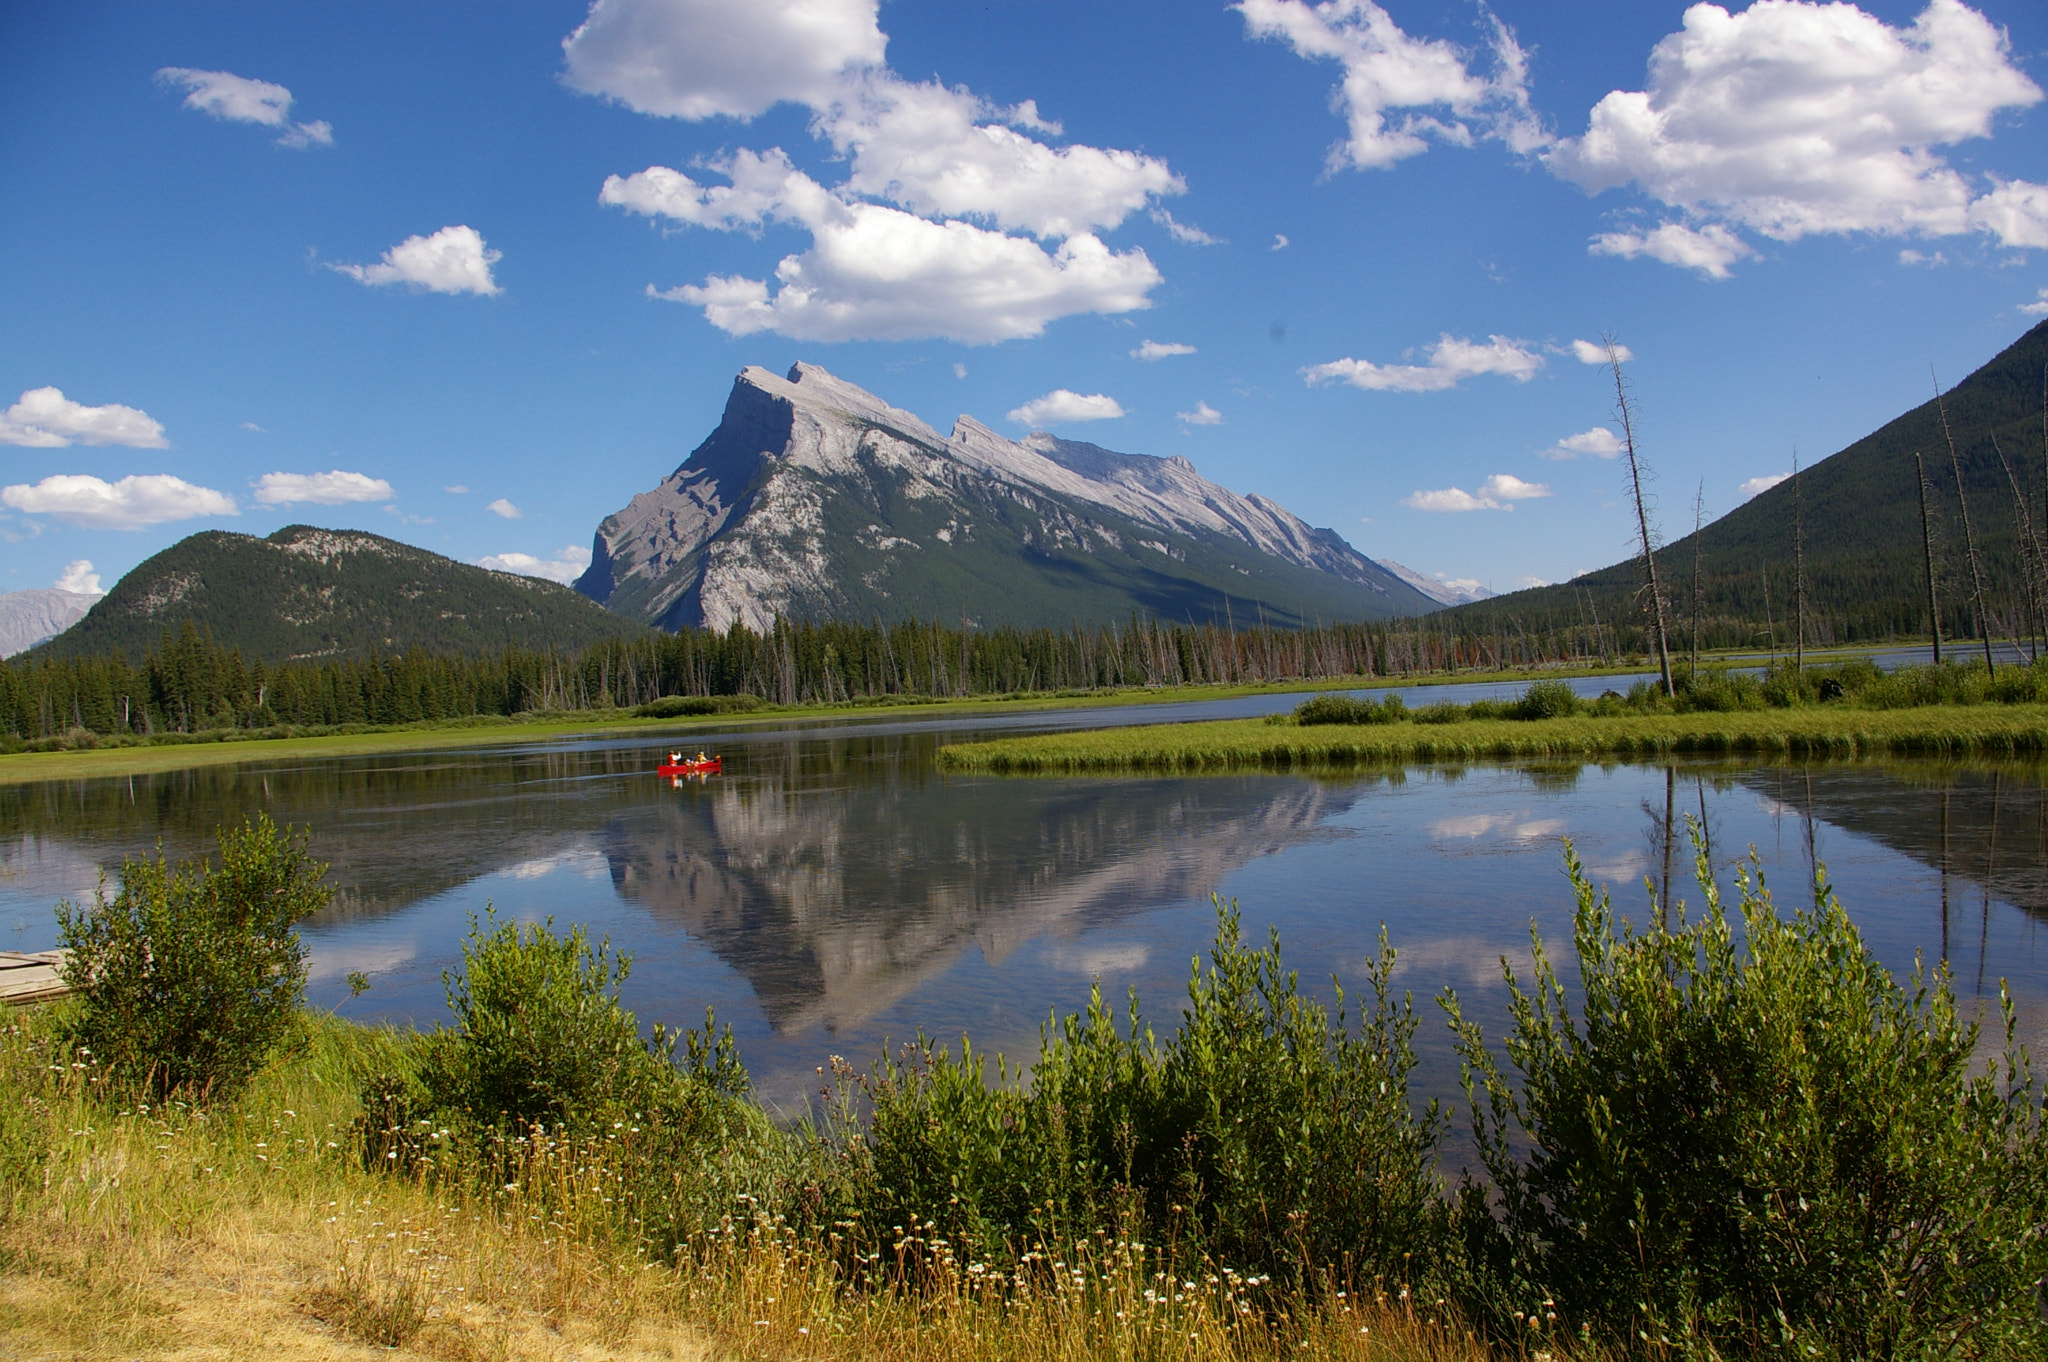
[1608,337,1674,697]
[1915,450,1944,665]
[1992,430,2046,660]
[1792,451,1807,675]
[1690,479,1705,669]
[1933,369,1996,674]
[1761,560,1777,665]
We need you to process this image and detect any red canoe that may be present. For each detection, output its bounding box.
[657,756,722,777]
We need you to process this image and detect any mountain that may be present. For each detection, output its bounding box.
[1380,561,1495,607]
[0,589,99,657]
[575,362,1435,631]
[1444,318,2048,648]
[38,525,647,663]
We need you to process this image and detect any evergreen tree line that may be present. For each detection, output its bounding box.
[1,614,1602,742]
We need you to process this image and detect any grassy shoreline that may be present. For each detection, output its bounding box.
[0,662,1663,786]
[935,703,2048,773]
[11,819,2044,1360]
[0,1007,1513,1362]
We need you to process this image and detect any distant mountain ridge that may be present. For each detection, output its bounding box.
[0,588,99,657]
[38,525,646,663]
[1380,561,1495,607]
[575,362,1435,631]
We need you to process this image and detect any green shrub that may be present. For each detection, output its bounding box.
[851,899,1449,1285]
[376,913,808,1253]
[1509,679,1580,720]
[1445,837,2048,1356]
[421,911,684,1130]
[1412,701,1465,724]
[54,815,330,1101]
[635,693,766,719]
[1670,664,1767,713]
[1292,692,1406,725]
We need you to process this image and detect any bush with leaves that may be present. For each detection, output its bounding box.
[1444,836,2048,1357]
[849,899,1449,1286]
[1509,679,1581,720]
[1290,692,1407,725]
[418,912,685,1130]
[366,911,805,1253]
[55,814,330,1101]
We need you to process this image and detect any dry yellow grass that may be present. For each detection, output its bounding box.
[0,1014,1544,1362]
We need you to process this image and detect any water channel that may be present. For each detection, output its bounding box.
[4,675,2044,1122]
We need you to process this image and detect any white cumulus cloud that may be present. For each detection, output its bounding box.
[1007,390,1128,427]
[1,474,237,529]
[333,225,501,296]
[1570,338,1631,365]
[1303,334,1542,392]
[156,67,332,147]
[487,498,522,519]
[2021,288,2048,317]
[1739,471,1792,499]
[562,0,888,120]
[252,470,394,506]
[1271,233,1290,250]
[1550,1,2048,273]
[1236,0,1543,171]
[827,76,1181,239]
[477,545,592,585]
[1404,473,1550,512]
[645,190,1160,344]
[1178,401,1226,426]
[1544,426,1624,460]
[580,0,1177,342]
[0,387,168,448]
[55,560,103,596]
[1590,222,1754,280]
[1132,340,1196,361]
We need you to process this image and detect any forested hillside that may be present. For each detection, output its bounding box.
[1445,319,2048,654]
[39,525,646,664]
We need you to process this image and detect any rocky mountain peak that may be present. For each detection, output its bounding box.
[577,362,1437,632]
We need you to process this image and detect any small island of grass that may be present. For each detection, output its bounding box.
[936,659,2048,773]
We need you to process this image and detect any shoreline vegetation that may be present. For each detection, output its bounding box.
[4,819,2043,1359]
[0,660,1674,786]
[0,642,1975,786]
[939,659,2048,773]
[0,604,1950,777]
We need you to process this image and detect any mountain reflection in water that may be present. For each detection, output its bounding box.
[0,713,2042,1110]
[598,767,1350,1034]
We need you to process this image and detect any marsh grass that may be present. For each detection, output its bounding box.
[937,703,2048,773]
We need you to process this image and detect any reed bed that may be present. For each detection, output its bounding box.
[934,703,2048,774]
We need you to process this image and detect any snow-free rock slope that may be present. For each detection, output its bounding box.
[577,363,1435,631]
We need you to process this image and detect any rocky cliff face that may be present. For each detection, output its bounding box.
[0,589,97,657]
[576,362,1436,631]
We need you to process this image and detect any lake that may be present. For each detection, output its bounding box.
[5,679,2043,1123]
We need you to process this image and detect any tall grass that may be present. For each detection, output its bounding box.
[8,859,2044,1359]
[0,1008,1500,1361]
[937,703,2048,773]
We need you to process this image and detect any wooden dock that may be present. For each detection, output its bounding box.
[0,950,69,1005]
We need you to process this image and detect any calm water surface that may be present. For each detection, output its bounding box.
[4,681,2043,1116]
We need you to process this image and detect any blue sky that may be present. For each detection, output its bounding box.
[4,0,2047,603]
